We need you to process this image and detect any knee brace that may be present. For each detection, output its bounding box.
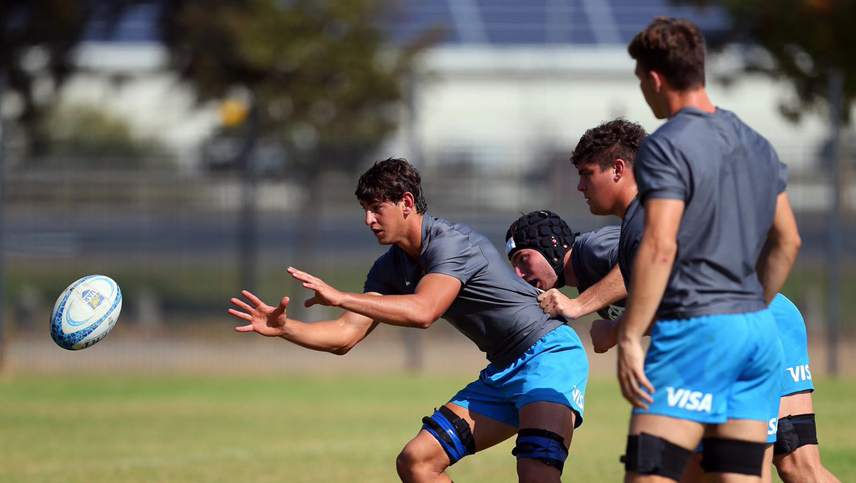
[774,413,819,455]
[700,437,766,476]
[512,428,569,474]
[421,406,475,465]
[620,433,691,482]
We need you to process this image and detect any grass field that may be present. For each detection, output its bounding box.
[1,375,853,482]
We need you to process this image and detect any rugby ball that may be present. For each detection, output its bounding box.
[50,275,122,351]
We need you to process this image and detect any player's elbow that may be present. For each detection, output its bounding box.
[331,344,353,356]
[411,315,436,329]
[649,237,678,264]
[790,232,802,254]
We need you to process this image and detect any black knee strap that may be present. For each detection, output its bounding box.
[774,413,819,455]
[621,433,690,482]
[701,437,766,476]
[421,406,475,465]
[512,428,569,474]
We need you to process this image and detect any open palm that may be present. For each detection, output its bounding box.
[229,290,290,337]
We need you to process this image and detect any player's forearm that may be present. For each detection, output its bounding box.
[573,266,627,318]
[757,192,802,303]
[337,292,437,329]
[278,318,367,354]
[757,241,800,304]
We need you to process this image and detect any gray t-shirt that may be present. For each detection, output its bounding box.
[364,215,563,368]
[618,196,643,292]
[635,107,788,319]
[570,225,626,320]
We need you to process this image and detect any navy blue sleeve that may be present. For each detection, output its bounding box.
[363,252,398,295]
[777,160,788,195]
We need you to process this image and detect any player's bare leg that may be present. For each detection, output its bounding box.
[772,392,841,483]
[515,401,576,483]
[626,414,704,483]
[396,403,516,483]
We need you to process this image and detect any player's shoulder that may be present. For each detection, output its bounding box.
[577,225,620,248]
[425,215,482,246]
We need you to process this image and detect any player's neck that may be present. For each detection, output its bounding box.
[563,250,578,287]
[398,213,424,260]
[666,87,715,117]
[616,184,639,220]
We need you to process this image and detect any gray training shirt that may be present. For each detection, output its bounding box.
[570,225,626,320]
[618,196,643,293]
[635,107,788,319]
[363,215,564,368]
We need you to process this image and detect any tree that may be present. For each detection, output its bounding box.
[158,0,438,171]
[0,0,149,156]
[157,0,440,296]
[676,0,856,124]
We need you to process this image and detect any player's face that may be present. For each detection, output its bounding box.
[577,161,618,216]
[362,199,406,245]
[511,249,558,291]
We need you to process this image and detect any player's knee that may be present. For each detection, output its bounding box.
[774,443,827,482]
[512,428,569,476]
[620,433,691,482]
[396,439,445,480]
[700,437,766,476]
[774,413,818,456]
[775,454,819,483]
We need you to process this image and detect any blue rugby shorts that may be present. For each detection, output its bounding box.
[634,309,783,426]
[765,294,815,443]
[449,324,589,428]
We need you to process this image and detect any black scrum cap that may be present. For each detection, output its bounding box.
[506,210,577,288]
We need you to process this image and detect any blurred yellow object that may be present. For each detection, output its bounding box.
[220,99,249,127]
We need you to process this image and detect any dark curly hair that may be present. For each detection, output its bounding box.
[355,157,428,214]
[571,119,647,171]
[628,17,706,91]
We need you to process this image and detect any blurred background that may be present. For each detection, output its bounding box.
[2,0,855,377]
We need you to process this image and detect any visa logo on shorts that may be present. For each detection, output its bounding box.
[81,290,105,310]
[572,386,585,410]
[786,365,812,383]
[768,417,779,435]
[665,387,713,413]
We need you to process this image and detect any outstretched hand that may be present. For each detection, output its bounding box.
[229,290,291,337]
[287,266,345,308]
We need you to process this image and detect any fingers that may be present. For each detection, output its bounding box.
[227,307,252,321]
[304,296,319,308]
[288,266,316,283]
[637,373,656,400]
[234,324,254,332]
[230,297,254,313]
[619,368,654,409]
[240,290,263,305]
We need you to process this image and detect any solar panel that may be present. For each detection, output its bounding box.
[79,0,729,47]
[382,0,729,46]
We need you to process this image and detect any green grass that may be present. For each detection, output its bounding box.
[1,375,853,482]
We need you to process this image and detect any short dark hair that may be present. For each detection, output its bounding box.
[628,17,706,91]
[355,157,428,214]
[571,119,647,171]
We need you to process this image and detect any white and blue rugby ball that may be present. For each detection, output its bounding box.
[50,275,122,351]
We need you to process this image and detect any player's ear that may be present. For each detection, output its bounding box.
[649,70,665,92]
[613,158,627,181]
[401,192,416,215]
